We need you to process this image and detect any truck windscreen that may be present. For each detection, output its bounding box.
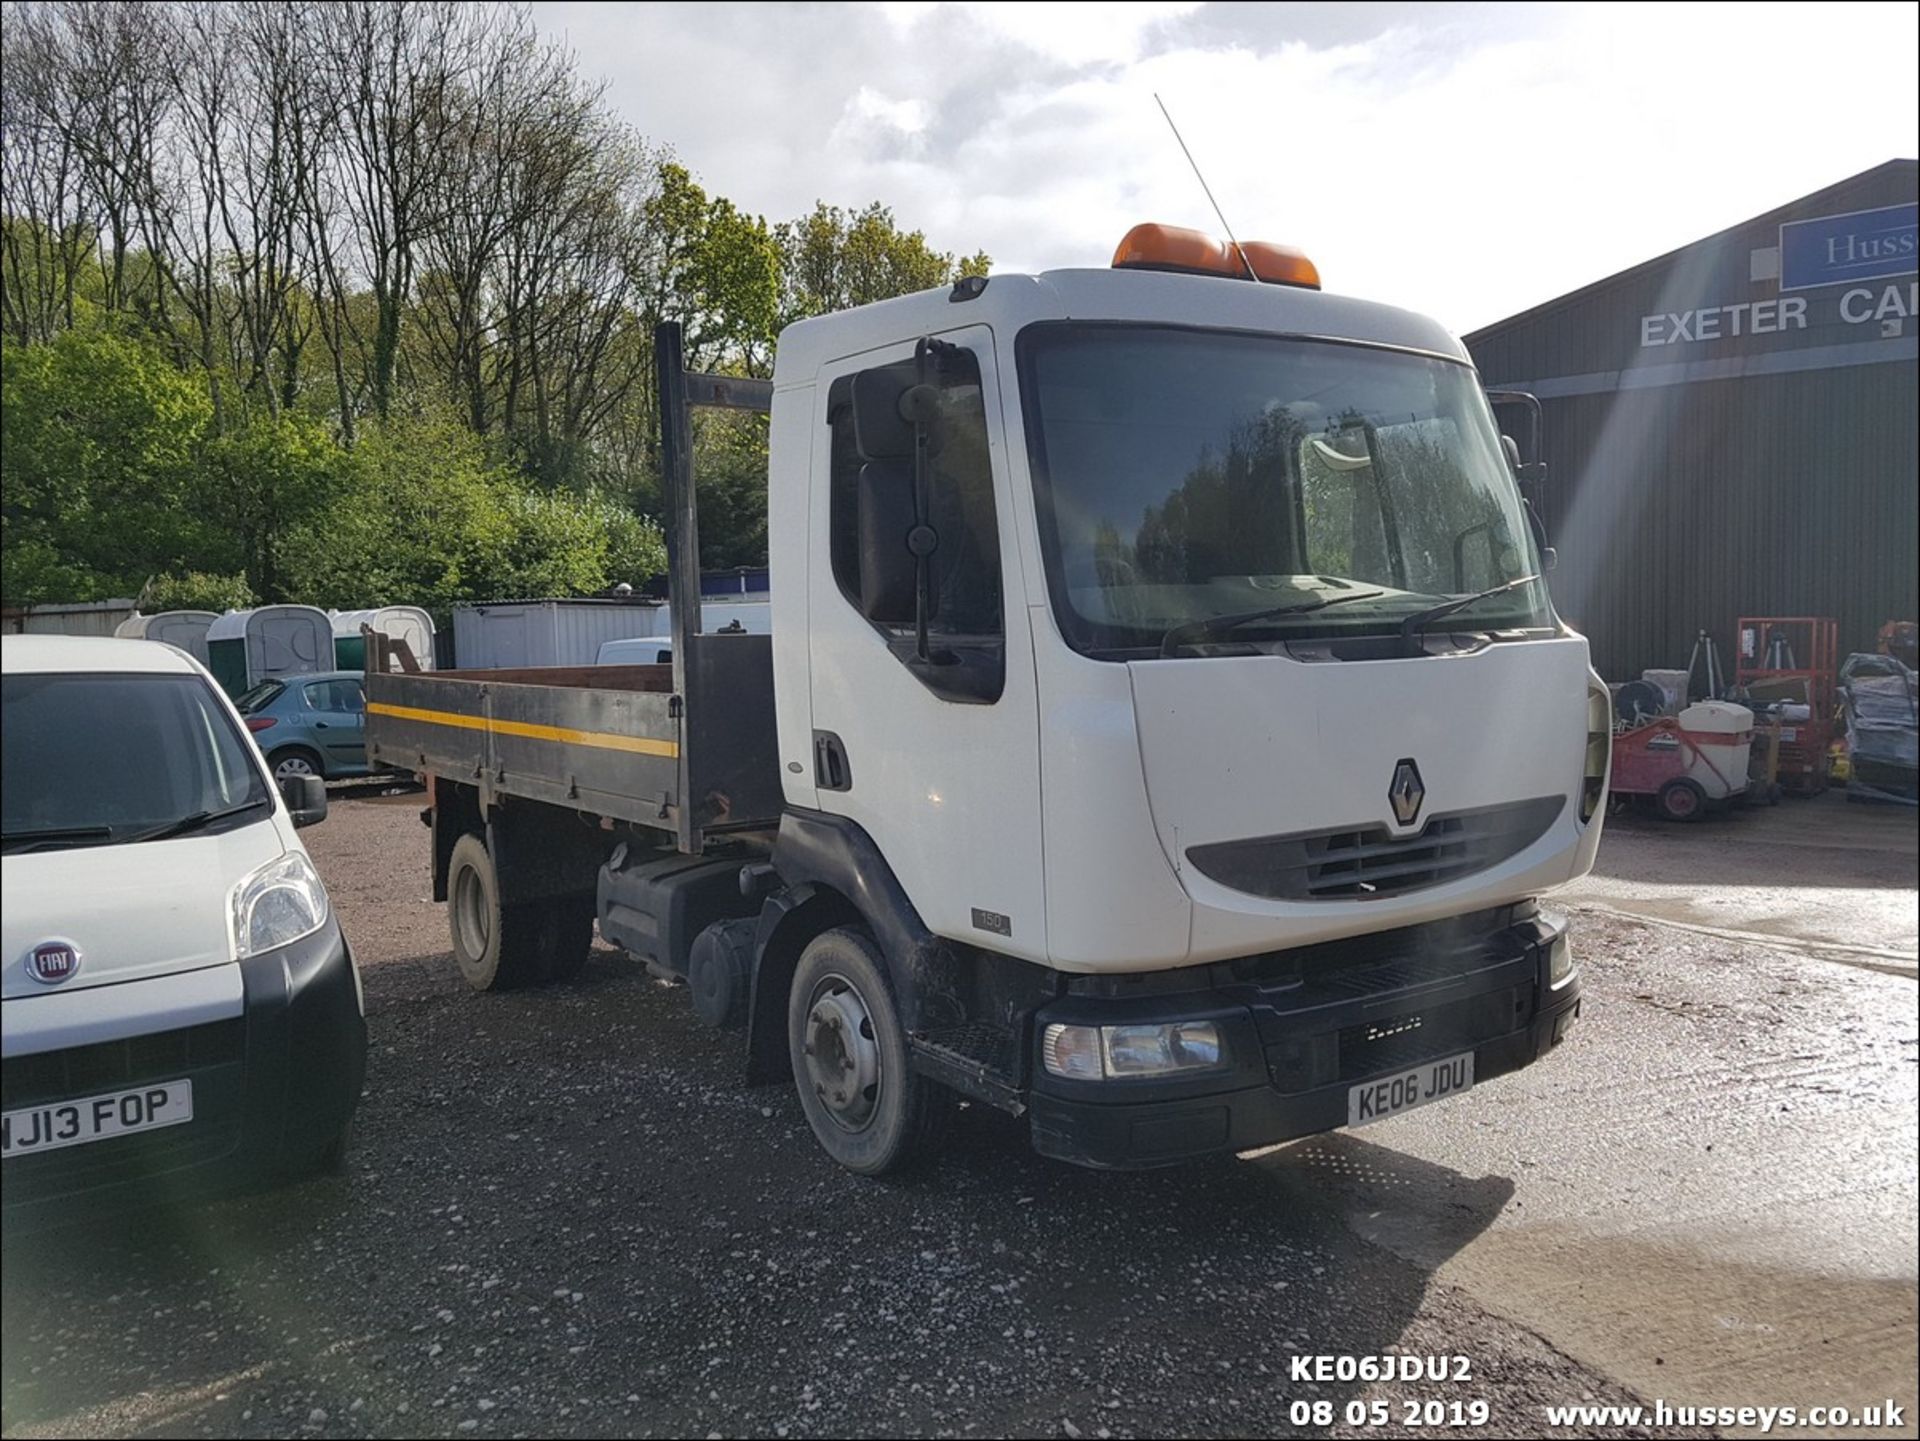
[1018,324,1551,657]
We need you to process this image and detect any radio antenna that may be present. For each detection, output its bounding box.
[1154,93,1259,283]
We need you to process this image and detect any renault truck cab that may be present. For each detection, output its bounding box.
[369,224,1610,1174]
[1,636,366,1229]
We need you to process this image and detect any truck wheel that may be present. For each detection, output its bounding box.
[1656,778,1706,822]
[447,833,543,991]
[788,926,950,1175]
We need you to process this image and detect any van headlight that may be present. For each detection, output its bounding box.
[1041,1021,1226,1080]
[1582,684,1611,823]
[230,850,331,959]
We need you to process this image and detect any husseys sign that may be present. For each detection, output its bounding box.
[1640,201,1917,349]
[1779,202,1917,291]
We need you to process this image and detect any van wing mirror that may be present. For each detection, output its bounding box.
[281,774,328,828]
[857,459,924,623]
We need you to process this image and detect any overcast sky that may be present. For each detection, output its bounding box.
[538,1,1919,333]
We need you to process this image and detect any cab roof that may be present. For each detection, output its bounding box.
[1,634,202,676]
[771,266,1471,386]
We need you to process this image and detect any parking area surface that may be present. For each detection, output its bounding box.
[2,791,1914,1439]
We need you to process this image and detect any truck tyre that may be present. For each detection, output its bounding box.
[447,833,544,991]
[1656,778,1706,822]
[788,926,950,1175]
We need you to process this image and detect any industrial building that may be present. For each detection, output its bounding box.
[1466,160,1917,684]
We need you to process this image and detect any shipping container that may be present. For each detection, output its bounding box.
[451,597,772,669]
[1465,159,1918,683]
[450,598,669,670]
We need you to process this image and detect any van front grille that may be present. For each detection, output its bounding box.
[2,1019,244,1109]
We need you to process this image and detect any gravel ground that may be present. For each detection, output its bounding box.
[2,793,1697,1440]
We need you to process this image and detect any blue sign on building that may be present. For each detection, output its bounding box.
[1778,203,1918,292]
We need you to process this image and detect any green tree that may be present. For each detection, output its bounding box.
[194,414,346,601]
[776,201,988,326]
[1,329,213,602]
[142,569,255,613]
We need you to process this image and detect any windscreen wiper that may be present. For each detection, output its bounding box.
[1397,574,1540,651]
[126,797,270,845]
[1159,590,1384,658]
[0,825,115,854]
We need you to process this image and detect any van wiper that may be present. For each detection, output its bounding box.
[0,825,115,854]
[127,797,270,845]
[1159,591,1384,657]
[1398,574,1540,652]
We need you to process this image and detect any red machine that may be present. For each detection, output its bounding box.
[1609,705,1754,821]
[1734,616,1837,795]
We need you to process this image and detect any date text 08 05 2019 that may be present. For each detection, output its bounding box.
[1291,1354,1473,1383]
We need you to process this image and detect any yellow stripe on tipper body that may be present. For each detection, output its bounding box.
[365,701,679,759]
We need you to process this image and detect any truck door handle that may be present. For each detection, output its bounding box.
[813,731,852,791]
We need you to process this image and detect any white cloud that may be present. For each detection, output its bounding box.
[540,1,1920,332]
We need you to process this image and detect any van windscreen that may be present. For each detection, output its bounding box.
[1,672,269,853]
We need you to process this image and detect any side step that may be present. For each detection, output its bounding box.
[909,1023,1025,1116]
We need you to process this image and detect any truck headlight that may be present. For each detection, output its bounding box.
[1548,933,1574,986]
[1582,684,1611,823]
[1041,1021,1226,1080]
[230,850,331,960]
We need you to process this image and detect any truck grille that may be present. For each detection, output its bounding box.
[1187,796,1564,901]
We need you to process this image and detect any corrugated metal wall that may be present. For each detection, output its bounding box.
[1468,161,1918,683]
[1522,363,1917,682]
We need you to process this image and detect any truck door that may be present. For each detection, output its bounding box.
[805,327,1046,961]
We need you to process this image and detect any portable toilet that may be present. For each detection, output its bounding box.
[114,610,218,667]
[205,605,334,695]
[331,606,435,671]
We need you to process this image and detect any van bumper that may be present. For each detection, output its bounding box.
[1028,907,1579,1169]
[1,918,366,1231]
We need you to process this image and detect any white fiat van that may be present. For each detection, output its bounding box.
[1,636,366,1229]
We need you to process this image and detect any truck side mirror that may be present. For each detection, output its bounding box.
[852,365,916,459]
[1501,433,1549,487]
[857,459,925,623]
[281,773,328,828]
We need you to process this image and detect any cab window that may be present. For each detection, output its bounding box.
[826,347,1004,703]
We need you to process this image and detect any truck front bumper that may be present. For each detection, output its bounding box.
[2,917,367,1232]
[1028,908,1579,1169]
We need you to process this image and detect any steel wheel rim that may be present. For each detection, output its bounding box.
[275,753,317,781]
[453,864,490,963]
[802,972,881,1132]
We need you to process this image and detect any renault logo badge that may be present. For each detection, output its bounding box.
[1388,759,1425,826]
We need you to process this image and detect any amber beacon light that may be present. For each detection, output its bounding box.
[1111,223,1321,289]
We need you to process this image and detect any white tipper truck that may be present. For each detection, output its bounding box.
[366,224,1611,1174]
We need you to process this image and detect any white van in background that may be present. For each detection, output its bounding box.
[595,600,770,666]
[1,636,367,1230]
